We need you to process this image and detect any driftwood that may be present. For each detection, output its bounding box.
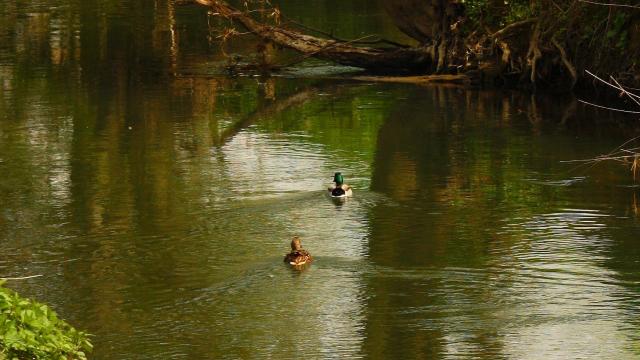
[194,0,433,73]
[353,74,472,85]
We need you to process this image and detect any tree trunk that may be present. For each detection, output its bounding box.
[383,1,465,72]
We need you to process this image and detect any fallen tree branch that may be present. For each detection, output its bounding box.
[609,76,640,107]
[193,0,432,73]
[279,34,378,68]
[280,15,410,48]
[584,70,640,104]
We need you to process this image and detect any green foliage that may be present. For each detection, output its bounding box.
[461,0,534,28]
[503,1,535,24]
[460,0,636,72]
[0,281,92,360]
[608,12,631,50]
[461,0,631,48]
[573,7,632,64]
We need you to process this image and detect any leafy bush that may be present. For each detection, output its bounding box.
[0,281,92,360]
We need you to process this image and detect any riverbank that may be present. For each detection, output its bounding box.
[192,0,640,94]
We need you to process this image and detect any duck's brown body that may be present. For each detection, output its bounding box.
[284,249,312,266]
[284,236,312,266]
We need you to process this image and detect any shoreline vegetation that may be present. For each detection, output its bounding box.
[184,0,640,93]
[0,281,92,360]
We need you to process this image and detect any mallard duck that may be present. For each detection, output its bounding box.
[328,172,353,197]
[284,236,312,266]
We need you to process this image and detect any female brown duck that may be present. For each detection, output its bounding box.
[284,236,312,266]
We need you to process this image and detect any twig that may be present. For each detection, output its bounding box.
[609,76,640,106]
[617,84,640,91]
[1,274,44,281]
[562,154,636,163]
[562,136,640,180]
[580,70,640,111]
[568,71,640,179]
[578,0,640,9]
[577,99,640,113]
[603,135,640,159]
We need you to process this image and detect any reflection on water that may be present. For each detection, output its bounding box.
[362,89,640,359]
[2,0,640,359]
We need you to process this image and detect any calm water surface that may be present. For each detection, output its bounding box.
[2,1,640,359]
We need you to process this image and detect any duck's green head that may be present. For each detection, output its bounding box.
[333,172,344,185]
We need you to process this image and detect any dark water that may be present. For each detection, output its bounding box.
[2,1,640,359]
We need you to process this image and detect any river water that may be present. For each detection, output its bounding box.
[1,1,640,359]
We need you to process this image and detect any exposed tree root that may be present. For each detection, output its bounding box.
[526,22,543,87]
[497,41,511,67]
[552,36,577,88]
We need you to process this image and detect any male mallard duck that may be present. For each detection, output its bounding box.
[284,236,312,266]
[328,172,353,197]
